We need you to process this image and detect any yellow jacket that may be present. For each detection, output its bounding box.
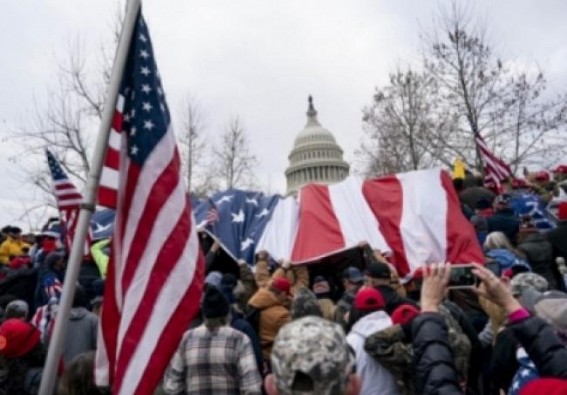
[0,237,29,265]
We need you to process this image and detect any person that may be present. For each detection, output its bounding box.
[364,262,418,315]
[58,352,109,395]
[163,286,262,395]
[290,287,322,319]
[487,195,520,244]
[346,287,398,395]
[266,316,360,395]
[34,251,65,308]
[4,299,29,321]
[0,227,28,265]
[247,277,292,361]
[61,285,98,367]
[312,276,336,321]
[547,202,567,263]
[220,273,263,371]
[90,238,110,279]
[518,227,565,291]
[254,251,309,296]
[335,267,364,329]
[411,263,567,395]
[0,318,45,394]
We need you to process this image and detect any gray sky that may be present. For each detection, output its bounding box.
[1,0,566,229]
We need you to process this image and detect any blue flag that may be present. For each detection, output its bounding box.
[194,189,281,263]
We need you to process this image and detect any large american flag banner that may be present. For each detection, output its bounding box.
[46,149,92,256]
[474,132,513,186]
[95,11,205,395]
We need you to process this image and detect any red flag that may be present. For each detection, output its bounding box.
[94,12,204,395]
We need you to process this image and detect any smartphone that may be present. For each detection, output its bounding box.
[448,264,477,289]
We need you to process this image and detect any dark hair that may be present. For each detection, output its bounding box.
[58,352,108,395]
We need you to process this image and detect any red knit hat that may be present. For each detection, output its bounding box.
[0,319,41,359]
[271,277,291,295]
[558,202,567,222]
[520,378,567,395]
[391,304,420,325]
[354,287,385,312]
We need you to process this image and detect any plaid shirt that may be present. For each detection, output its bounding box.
[163,325,262,395]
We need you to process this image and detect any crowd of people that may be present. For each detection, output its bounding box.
[0,171,566,395]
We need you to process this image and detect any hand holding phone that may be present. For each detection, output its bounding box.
[447,264,478,289]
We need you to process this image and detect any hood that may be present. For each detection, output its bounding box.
[248,287,284,310]
[350,310,392,339]
[69,307,89,320]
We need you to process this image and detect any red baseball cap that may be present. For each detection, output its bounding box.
[520,378,567,395]
[391,304,420,325]
[271,277,291,294]
[0,319,41,359]
[354,287,385,312]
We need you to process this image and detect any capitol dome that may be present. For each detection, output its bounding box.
[285,96,350,195]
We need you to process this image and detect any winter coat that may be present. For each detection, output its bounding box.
[346,311,399,395]
[247,288,290,360]
[547,222,567,261]
[411,313,464,395]
[363,324,414,395]
[231,310,263,372]
[508,316,567,379]
[62,307,98,367]
[0,237,28,265]
[413,313,567,395]
[518,233,563,290]
[364,305,470,395]
[487,209,520,244]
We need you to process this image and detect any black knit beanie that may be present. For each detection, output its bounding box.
[202,286,230,319]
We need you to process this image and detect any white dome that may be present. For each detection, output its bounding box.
[285,96,350,195]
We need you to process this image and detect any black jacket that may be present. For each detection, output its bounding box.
[508,316,567,379]
[547,222,567,262]
[412,313,462,395]
[518,233,564,291]
[412,313,567,395]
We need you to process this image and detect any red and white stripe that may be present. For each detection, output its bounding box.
[97,96,123,209]
[475,133,513,185]
[258,170,482,278]
[95,98,204,394]
[362,168,483,277]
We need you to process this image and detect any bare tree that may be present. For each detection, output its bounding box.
[358,68,455,176]
[423,2,567,172]
[212,117,258,189]
[176,94,218,197]
[11,7,123,212]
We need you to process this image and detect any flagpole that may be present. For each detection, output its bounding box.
[38,0,142,393]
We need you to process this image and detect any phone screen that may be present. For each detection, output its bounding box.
[448,265,477,288]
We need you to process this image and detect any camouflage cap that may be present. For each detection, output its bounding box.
[271,316,355,395]
[510,273,549,296]
[290,287,322,320]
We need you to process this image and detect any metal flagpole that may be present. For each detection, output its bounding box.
[38,0,142,393]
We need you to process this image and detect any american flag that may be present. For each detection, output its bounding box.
[205,199,220,225]
[46,150,92,256]
[474,132,513,186]
[95,12,205,395]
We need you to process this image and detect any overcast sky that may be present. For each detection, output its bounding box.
[1,0,566,229]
